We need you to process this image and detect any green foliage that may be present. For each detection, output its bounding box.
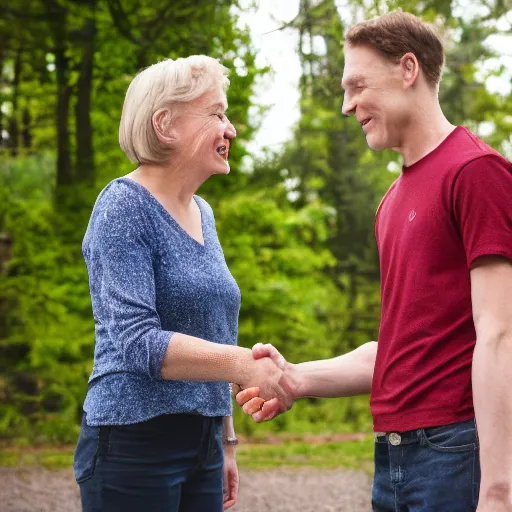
[0,156,93,443]
[213,185,375,436]
[217,190,341,359]
[1,0,511,445]
[1,0,267,443]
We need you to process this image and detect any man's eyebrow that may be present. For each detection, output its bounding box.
[341,75,365,90]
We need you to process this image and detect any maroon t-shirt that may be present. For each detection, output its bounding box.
[372,126,512,432]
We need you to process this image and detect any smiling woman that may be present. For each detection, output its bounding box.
[73,56,293,512]
[119,56,232,165]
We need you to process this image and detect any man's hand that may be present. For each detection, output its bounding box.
[234,346,295,413]
[476,497,512,512]
[236,343,299,422]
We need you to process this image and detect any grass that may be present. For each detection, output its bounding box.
[237,437,374,473]
[0,447,75,469]
[0,436,375,474]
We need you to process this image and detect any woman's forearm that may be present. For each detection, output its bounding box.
[160,333,254,384]
[160,333,293,410]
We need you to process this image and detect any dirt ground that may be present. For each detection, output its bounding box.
[0,466,372,512]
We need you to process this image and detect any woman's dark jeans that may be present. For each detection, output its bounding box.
[74,412,224,512]
[372,419,480,511]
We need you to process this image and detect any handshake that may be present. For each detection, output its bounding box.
[232,339,376,419]
[233,343,299,422]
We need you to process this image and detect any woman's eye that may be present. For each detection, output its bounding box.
[216,114,224,121]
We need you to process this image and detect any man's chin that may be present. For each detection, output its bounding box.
[365,134,388,152]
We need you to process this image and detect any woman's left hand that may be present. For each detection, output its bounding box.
[223,445,239,509]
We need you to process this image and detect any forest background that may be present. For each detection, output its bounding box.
[1,0,511,446]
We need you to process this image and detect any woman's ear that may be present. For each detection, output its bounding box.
[400,52,420,88]
[152,109,177,145]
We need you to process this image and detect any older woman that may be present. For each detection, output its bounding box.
[73,56,288,512]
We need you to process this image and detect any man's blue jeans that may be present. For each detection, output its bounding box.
[372,419,480,511]
[74,412,224,512]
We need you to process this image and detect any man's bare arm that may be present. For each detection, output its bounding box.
[294,341,377,398]
[236,341,377,421]
[471,256,512,511]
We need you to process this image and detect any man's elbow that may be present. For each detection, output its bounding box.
[353,341,377,380]
[361,341,378,366]
[476,328,512,351]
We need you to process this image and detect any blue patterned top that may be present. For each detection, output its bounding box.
[82,178,241,425]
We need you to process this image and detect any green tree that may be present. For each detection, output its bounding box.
[0,0,264,443]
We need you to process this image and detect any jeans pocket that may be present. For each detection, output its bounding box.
[422,420,477,453]
[74,414,100,483]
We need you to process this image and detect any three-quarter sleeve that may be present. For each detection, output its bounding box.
[88,198,174,380]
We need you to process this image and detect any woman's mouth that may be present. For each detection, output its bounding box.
[216,143,229,160]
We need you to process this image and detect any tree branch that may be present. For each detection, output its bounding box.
[105,0,138,45]
[260,14,301,36]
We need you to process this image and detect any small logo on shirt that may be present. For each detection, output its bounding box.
[408,210,417,222]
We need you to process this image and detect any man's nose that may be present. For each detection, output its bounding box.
[341,93,356,117]
[224,118,237,139]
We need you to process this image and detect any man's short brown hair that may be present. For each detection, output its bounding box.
[345,11,445,87]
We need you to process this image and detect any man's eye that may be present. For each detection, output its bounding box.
[216,114,225,121]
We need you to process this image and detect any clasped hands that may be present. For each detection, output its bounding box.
[234,343,298,422]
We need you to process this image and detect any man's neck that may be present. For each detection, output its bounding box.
[395,103,456,167]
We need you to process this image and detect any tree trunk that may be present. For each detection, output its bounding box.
[0,52,4,149]
[54,43,72,186]
[9,50,22,157]
[22,108,32,151]
[137,50,148,70]
[0,232,13,277]
[75,15,96,185]
[46,0,73,188]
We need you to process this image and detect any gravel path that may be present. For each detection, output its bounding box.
[0,466,371,512]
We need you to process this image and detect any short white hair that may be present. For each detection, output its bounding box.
[119,55,230,165]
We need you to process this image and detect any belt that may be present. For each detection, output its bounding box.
[375,419,477,446]
[374,429,422,446]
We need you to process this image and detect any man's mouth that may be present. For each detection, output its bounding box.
[360,117,372,127]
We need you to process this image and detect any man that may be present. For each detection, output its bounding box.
[236,11,512,512]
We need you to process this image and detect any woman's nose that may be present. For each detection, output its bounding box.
[224,118,237,139]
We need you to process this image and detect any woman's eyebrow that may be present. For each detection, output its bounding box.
[209,102,228,111]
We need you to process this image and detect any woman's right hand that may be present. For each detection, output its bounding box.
[237,346,298,416]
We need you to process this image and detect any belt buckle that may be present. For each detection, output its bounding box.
[388,432,402,446]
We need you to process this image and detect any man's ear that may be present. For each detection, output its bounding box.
[152,109,178,145]
[400,52,420,88]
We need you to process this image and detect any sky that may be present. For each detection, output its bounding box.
[235,0,512,158]
[236,1,302,157]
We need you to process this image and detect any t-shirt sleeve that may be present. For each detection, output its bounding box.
[87,195,174,380]
[452,155,512,268]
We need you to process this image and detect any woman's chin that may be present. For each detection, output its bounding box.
[212,160,231,175]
